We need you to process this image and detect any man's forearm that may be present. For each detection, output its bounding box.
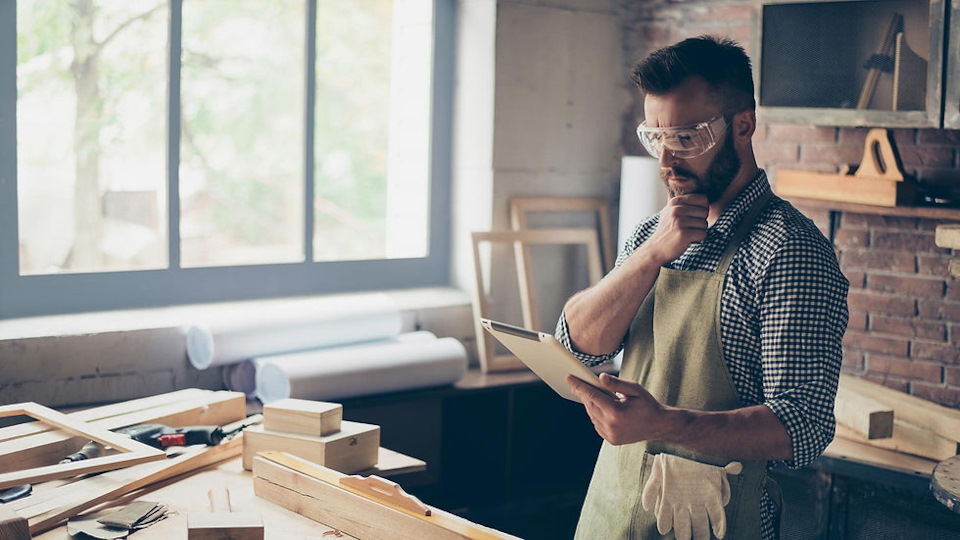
[658,404,794,462]
[564,246,662,355]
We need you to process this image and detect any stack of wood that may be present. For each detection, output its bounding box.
[0,389,247,536]
[242,398,379,474]
[834,374,960,462]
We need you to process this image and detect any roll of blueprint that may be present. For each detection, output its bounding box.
[618,156,668,256]
[251,332,467,403]
[186,293,403,369]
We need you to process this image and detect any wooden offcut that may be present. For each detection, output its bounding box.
[241,421,379,473]
[836,421,958,461]
[187,488,264,540]
[935,224,960,250]
[262,398,342,437]
[835,383,894,439]
[253,452,519,540]
[0,505,29,540]
[839,374,960,443]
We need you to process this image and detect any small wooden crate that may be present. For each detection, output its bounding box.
[242,421,379,473]
[262,398,342,437]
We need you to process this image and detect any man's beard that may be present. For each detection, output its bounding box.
[660,128,740,203]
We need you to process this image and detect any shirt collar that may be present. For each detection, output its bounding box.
[708,169,772,240]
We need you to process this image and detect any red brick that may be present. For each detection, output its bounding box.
[768,124,836,144]
[842,351,865,371]
[754,143,799,166]
[891,129,917,148]
[911,340,960,364]
[918,299,960,320]
[863,373,910,393]
[840,213,885,229]
[946,281,960,301]
[918,254,952,276]
[911,382,960,408]
[838,127,870,146]
[878,216,919,229]
[870,231,939,253]
[952,325,960,345]
[866,275,944,298]
[868,356,943,382]
[844,270,865,289]
[897,146,955,168]
[800,143,845,164]
[730,25,751,48]
[946,366,960,386]
[847,290,916,316]
[918,130,960,145]
[841,249,916,273]
[917,219,940,232]
[834,229,868,249]
[870,315,946,340]
[712,5,752,22]
[842,332,909,356]
[847,309,868,331]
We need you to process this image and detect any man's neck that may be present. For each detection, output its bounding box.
[707,161,760,225]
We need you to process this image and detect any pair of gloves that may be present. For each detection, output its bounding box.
[640,453,743,540]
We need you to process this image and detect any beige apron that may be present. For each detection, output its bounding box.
[575,191,779,540]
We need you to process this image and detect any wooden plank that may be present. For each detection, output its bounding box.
[0,505,29,540]
[242,422,379,473]
[836,421,958,461]
[835,383,894,439]
[786,197,960,221]
[252,453,518,540]
[24,436,242,535]
[840,374,960,443]
[823,436,937,477]
[0,403,165,491]
[187,488,264,540]
[0,391,245,474]
[776,169,914,207]
[262,399,342,437]
[361,447,426,477]
[935,224,960,249]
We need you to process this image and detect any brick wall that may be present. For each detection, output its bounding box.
[619,0,960,406]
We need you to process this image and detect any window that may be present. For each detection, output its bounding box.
[0,0,453,318]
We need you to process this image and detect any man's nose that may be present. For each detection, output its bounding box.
[658,148,680,168]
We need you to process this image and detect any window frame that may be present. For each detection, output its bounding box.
[0,0,454,319]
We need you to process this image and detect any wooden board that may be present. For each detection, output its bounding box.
[835,382,894,439]
[242,422,379,473]
[836,421,958,461]
[0,505,29,540]
[839,374,960,443]
[262,399,342,437]
[253,453,519,540]
[0,391,245,474]
[824,436,937,477]
[0,403,166,491]
[776,169,915,207]
[935,224,960,250]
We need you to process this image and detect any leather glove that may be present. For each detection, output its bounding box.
[640,453,743,540]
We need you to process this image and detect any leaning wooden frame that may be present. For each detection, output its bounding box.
[510,197,615,331]
[470,229,604,373]
[0,402,166,491]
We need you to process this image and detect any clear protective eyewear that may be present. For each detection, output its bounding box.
[636,115,728,160]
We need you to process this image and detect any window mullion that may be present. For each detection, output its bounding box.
[168,0,183,270]
[304,0,317,264]
[0,1,18,283]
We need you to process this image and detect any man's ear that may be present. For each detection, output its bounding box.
[732,109,756,141]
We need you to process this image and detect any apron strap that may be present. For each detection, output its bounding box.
[717,190,773,274]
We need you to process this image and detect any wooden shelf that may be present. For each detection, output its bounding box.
[786,197,960,221]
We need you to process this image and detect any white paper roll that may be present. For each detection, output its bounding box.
[618,156,668,254]
[251,332,467,403]
[186,293,403,369]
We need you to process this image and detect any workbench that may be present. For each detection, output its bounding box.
[32,448,428,540]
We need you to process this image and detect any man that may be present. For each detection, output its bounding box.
[556,36,848,540]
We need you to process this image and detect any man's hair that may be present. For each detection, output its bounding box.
[630,35,755,113]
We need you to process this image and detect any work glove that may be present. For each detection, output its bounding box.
[640,453,743,540]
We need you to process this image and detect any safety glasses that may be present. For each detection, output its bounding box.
[636,115,728,160]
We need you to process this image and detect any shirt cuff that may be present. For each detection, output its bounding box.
[762,398,832,469]
[554,311,620,368]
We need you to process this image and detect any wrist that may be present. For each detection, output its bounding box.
[632,243,669,269]
[656,406,694,445]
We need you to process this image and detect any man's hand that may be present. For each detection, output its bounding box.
[642,194,709,266]
[567,373,667,446]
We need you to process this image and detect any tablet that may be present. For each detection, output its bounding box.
[481,318,610,403]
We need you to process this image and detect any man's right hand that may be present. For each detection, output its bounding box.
[642,194,709,265]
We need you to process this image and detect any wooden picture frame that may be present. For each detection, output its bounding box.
[510,197,614,330]
[470,229,604,373]
[0,402,166,490]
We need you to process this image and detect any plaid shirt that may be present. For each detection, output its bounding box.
[557,170,849,539]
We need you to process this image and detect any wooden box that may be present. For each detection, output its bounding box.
[262,398,342,437]
[242,421,379,473]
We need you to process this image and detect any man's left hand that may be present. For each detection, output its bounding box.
[567,372,667,445]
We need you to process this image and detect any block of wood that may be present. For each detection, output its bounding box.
[835,382,894,439]
[0,504,29,540]
[262,398,342,436]
[776,169,915,207]
[242,421,379,473]
[187,488,263,540]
